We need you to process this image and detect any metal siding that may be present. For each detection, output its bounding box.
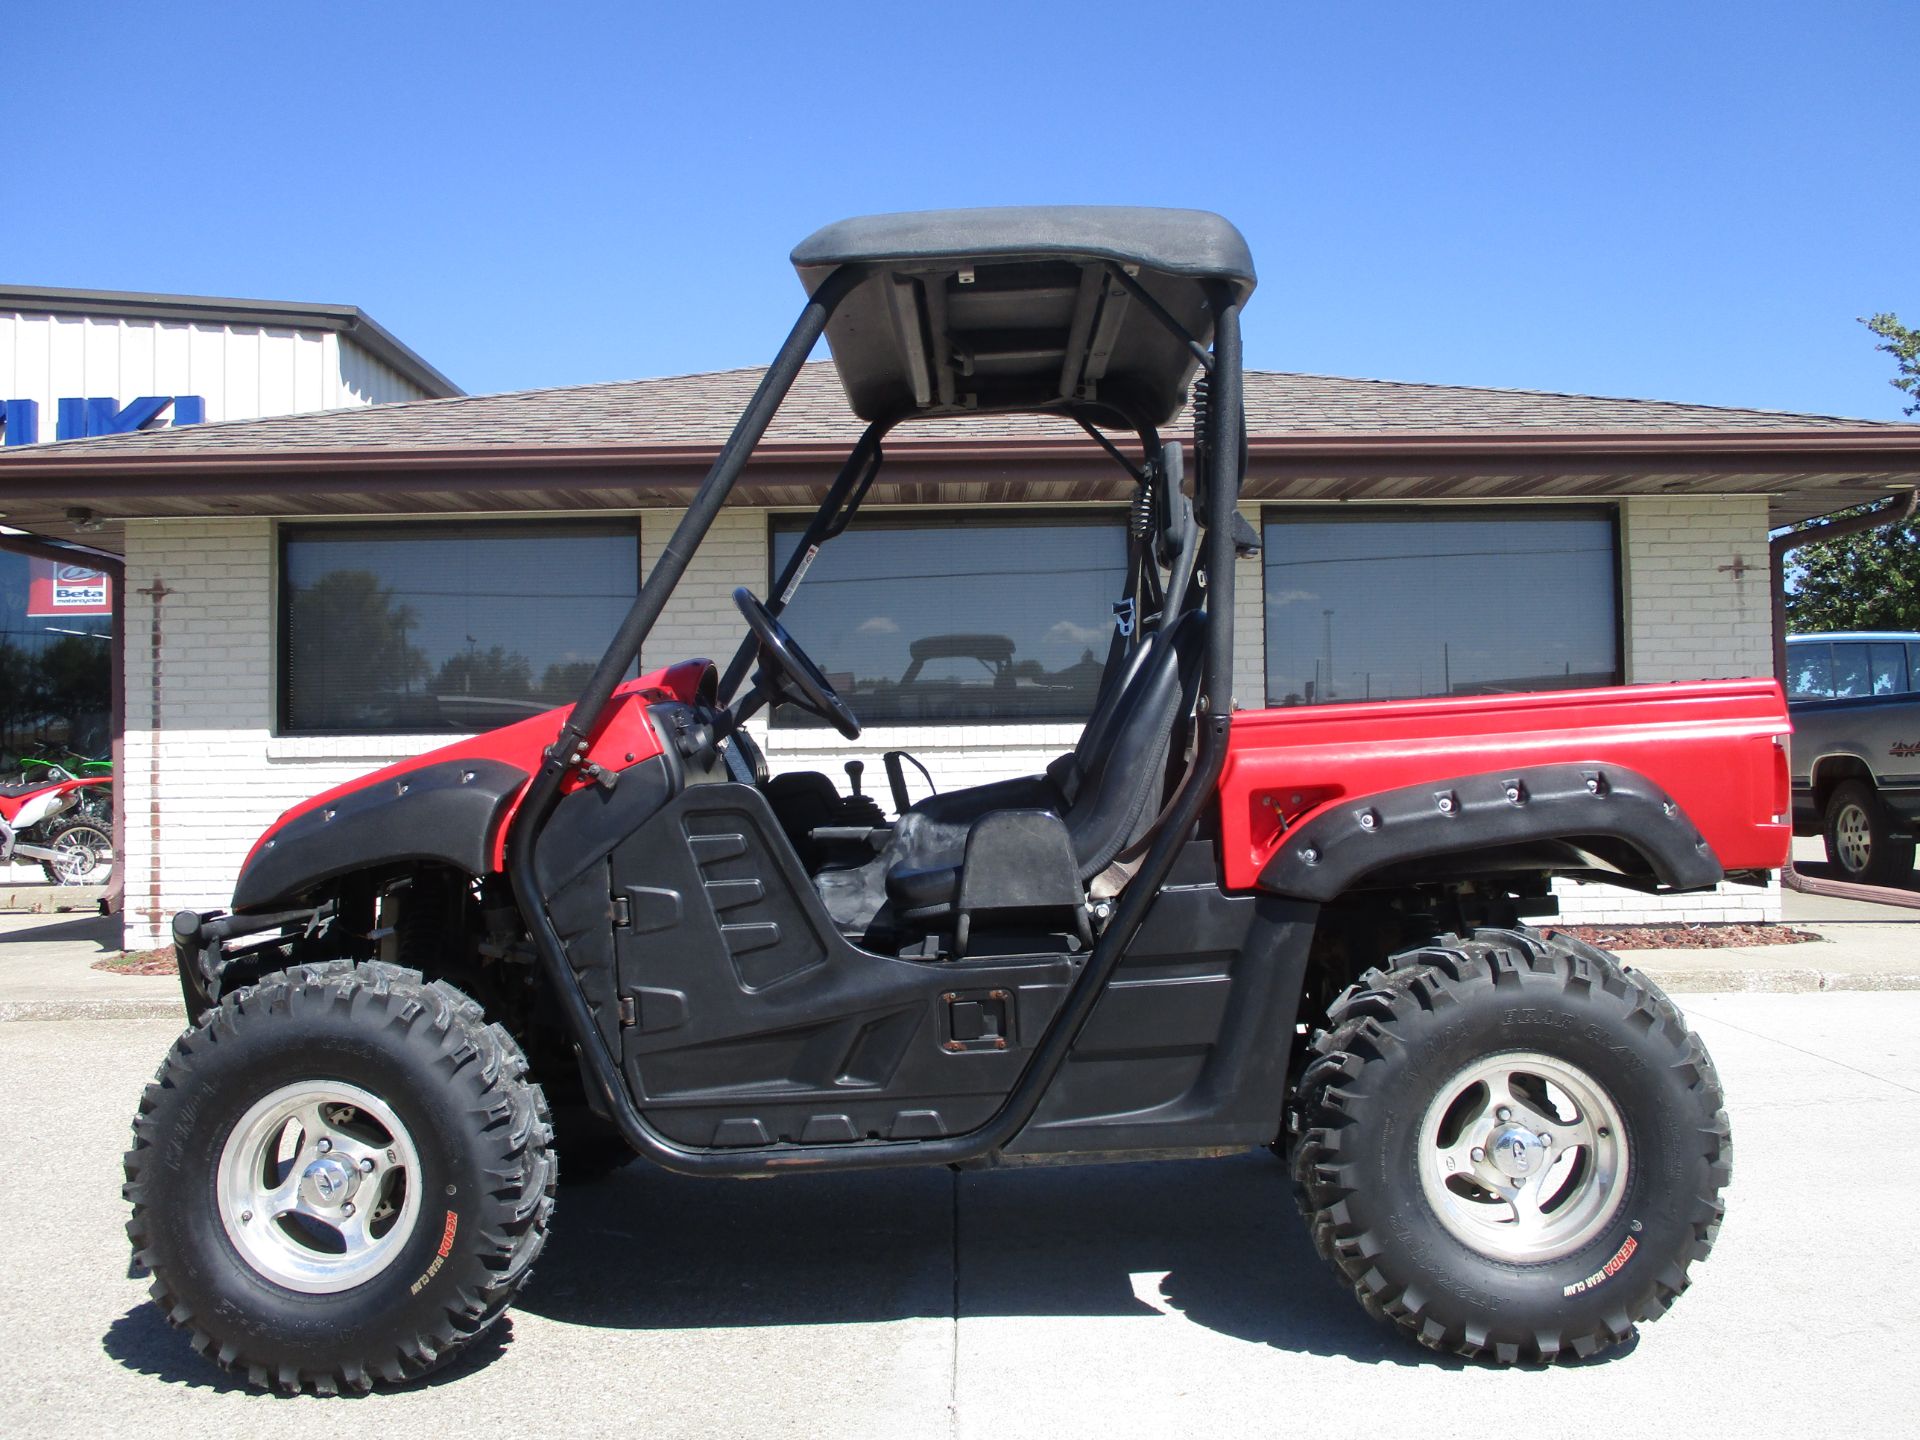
[257,327,297,416]
[335,336,424,406]
[0,310,440,443]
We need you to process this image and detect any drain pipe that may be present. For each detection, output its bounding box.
[1770,489,1920,907]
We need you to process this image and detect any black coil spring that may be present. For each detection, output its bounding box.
[1130,471,1155,540]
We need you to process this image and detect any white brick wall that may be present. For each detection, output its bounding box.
[1555,493,1778,924]
[117,491,1782,948]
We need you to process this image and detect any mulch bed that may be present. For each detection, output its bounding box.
[94,948,179,976]
[1557,923,1822,951]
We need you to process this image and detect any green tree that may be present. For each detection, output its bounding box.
[537,658,596,699]
[1864,312,1920,416]
[284,570,427,723]
[434,645,532,698]
[1781,314,1920,633]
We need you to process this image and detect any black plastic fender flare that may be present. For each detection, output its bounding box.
[231,759,528,912]
[1255,761,1724,901]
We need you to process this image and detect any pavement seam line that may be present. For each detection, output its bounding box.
[1690,1010,1920,1097]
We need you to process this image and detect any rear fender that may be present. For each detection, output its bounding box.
[1256,762,1722,901]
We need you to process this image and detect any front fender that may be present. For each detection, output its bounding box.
[231,758,528,911]
[1256,762,1724,901]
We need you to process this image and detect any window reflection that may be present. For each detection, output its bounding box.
[1263,508,1620,706]
[281,521,638,734]
[769,517,1127,726]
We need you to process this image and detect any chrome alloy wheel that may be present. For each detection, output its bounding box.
[1835,801,1874,875]
[216,1080,423,1294]
[1417,1051,1629,1264]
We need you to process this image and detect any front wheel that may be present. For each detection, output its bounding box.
[1291,928,1730,1363]
[123,961,555,1392]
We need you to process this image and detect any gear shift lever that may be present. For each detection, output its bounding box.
[844,759,865,796]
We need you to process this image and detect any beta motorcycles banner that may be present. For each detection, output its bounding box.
[26,557,112,617]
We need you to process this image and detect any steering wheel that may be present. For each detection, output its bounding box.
[733,587,862,740]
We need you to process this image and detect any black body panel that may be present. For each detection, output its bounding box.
[1257,761,1724,901]
[601,783,1075,1148]
[232,758,527,911]
[1007,841,1313,1155]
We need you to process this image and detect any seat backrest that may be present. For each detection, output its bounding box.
[1061,609,1207,878]
[1048,625,1160,803]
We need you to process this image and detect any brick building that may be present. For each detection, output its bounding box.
[3,362,1917,947]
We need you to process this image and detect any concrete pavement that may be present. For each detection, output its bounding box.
[0,989,1914,1436]
[0,912,178,1020]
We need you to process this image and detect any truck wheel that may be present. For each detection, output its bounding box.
[123,961,555,1393]
[1823,779,1915,884]
[1291,927,1730,1363]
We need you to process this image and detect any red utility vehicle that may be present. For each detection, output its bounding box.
[126,208,1786,1392]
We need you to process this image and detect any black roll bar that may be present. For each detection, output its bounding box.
[1200,284,1243,716]
[504,259,1247,1177]
[548,263,865,762]
[717,415,892,705]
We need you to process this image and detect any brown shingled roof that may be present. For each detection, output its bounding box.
[1,362,1905,462]
[4,363,1918,545]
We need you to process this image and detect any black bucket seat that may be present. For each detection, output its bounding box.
[882,609,1208,925]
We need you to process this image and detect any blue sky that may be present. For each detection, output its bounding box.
[4,2,1914,419]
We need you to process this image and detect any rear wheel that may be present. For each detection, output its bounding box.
[1823,779,1914,885]
[123,961,555,1392]
[39,814,113,885]
[1291,927,1729,1363]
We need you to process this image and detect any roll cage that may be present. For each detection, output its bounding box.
[503,205,1257,1176]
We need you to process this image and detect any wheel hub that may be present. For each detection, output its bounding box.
[1416,1050,1629,1264]
[1488,1124,1550,1179]
[216,1079,422,1294]
[299,1153,361,1210]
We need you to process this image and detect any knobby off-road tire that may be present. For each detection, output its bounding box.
[123,961,556,1393]
[1291,927,1730,1363]
[1823,779,1916,886]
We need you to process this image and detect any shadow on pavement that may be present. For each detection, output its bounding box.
[105,1153,1638,1389]
[101,1302,515,1395]
[519,1150,1634,1368]
[0,911,119,949]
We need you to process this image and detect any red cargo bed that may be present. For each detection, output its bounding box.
[1218,678,1792,892]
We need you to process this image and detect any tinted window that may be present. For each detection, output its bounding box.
[0,549,112,765]
[769,517,1127,726]
[1871,643,1908,696]
[280,521,639,734]
[1262,508,1619,705]
[1832,643,1872,700]
[1787,643,1834,701]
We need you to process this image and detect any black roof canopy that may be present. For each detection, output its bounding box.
[792,206,1256,430]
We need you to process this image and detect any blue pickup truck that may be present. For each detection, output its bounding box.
[1788,631,1920,883]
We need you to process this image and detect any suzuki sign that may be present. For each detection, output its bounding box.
[0,394,204,446]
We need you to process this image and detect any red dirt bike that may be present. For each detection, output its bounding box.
[0,771,114,884]
[130,207,1785,1392]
